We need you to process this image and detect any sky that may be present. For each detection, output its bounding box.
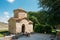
[0,0,41,23]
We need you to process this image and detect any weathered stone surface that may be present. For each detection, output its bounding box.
[8,8,33,34]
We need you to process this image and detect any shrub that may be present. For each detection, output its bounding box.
[34,24,45,33]
[34,24,40,33]
[44,25,52,33]
[34,24,52,33]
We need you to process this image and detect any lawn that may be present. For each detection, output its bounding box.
[0,34,4,37]
[56,29,60,32]
[0,29,9,37]
[52,29,56,32]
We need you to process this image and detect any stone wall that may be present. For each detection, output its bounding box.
[18,12,27,19]
[8,8,33,34]
[14,10,27,19]
[28,24,33,33]
[9,19,16,34]
[16,19,33,33]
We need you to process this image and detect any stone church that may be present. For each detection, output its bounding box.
[8,8,33,34]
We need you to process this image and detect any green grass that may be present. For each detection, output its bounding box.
[0,34,4,37]
[56,29,60,32]
[0,30,9,37]
[51,29,56,35]
[52,29,56,32]
[0,30,8,32]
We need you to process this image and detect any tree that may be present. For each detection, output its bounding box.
[38,0,60,29]
[28,11,48,25]
[28,11,52,33]
[27,12,40,29]
[28,12,40,25]
[37,11,48,24]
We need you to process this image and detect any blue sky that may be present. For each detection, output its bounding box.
[0,0,41,23]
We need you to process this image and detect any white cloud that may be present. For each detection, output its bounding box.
[7,0,15,3]
[6,16,9,18]
[0,17,7,23]
[4,12,10,18]
[0,11,10,23]
[4,12,9,15]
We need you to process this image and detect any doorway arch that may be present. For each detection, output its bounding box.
[22,24,25,33]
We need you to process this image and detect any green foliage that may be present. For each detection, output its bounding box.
[28,12,40,28]
[0,30,10,36]
[38,0,60,26]
[44,25,52,33]
[34,24,39,33]
[28,11,52,33]
[0,34,4,37]
[27,0,59,33]
[28,11,48,25]
[0,30,8,37]
[34,24,52,33]
[51,32,56,35]
[34,24,44,33]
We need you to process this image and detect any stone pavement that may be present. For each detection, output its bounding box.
[0,33,57,40]
[18,33,56,40]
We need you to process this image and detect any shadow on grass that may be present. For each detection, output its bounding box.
[0,31,10,36]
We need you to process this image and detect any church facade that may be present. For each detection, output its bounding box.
[8,8,33,34]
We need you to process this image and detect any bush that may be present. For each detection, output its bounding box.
[34,24,52,33]
[44,25,52,33]
[34,24,40,33]
[51,32,56,35]
[0,30,10,36]
[34,24,45,33]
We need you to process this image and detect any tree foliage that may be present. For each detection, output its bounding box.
[28,11,48,25]
[38,0,60,26]
[28,11,52,33]
[34,24,52,33]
